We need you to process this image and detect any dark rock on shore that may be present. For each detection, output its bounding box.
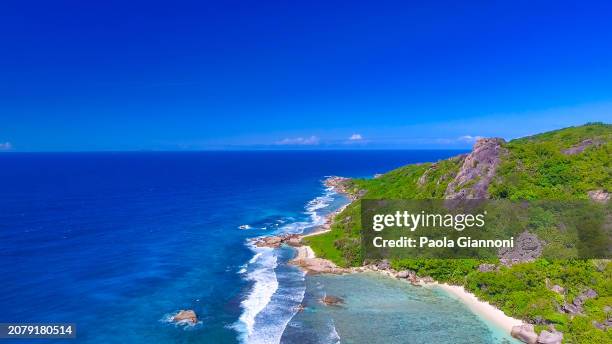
[377,259,390,270]
[253,234,301,248]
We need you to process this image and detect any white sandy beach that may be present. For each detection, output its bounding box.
[429,283,524,333]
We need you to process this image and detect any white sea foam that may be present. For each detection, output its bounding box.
[327,319,341,344]
[237,186,344,344]
[237,246,279,340]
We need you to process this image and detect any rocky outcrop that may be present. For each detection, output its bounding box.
[537,328,563,344]
[478,263,498,272]
[562,138,604,155]
[575,288,598,305]
[253,234,301,248]
[511,324,538,344]
[512,324,564,344]
[498,231,543,266]
[549,285,565,295]
[593,318,612,331]
[377,259,390,270]
[291,256,348,274]
[588,189,610,203]
[445,138,505,199]
[324,176,365,200]
[561,288,598,315]
[321,295,344,306]
[172,310,198,324]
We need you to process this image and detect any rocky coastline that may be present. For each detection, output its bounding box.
[251,175,563,344]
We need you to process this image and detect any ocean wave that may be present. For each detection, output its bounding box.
[327,319,341,344]
[237,186,344,344]
[236,245,279,341]
[275,187,337,236]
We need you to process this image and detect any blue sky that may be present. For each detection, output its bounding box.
[1,1,611,151]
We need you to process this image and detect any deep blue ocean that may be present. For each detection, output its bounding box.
[0,150,519,344]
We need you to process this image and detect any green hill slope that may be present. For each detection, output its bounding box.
[305,123,611,343]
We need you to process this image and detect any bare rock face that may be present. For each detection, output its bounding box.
[561,288,598,315]
[172,310,198,324]
[588,189,610,203]
[549,285,565,294]
[562,302,581,315]
[593,318,612,331]
[537,328,563,344]
[478,263,498,272]
[574,289,597,306]
[321,295,344,306]
[562,138,604,155]
[511,324,538,344]
[377,259,390,270]
[499,231,543,266]
[418,163,437,187]
[445,138,505,199]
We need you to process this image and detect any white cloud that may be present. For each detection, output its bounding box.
[275,136,320,145]
[0,142,12,151]
[349,133,363,141]
[457,135,483,143]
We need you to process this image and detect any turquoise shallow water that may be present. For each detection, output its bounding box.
[282,272,519,344]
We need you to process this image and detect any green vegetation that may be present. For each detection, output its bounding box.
[490,122,612,200]
[304,123,612,343]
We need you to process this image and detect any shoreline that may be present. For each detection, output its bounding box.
[288,176,525,340]
[428,283,524,334]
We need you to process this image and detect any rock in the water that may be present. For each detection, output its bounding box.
[321,295,344,306]
[172,310,197,324]
[588,189,610,203]
[537,329,563,344]
[511,324,538,344]
[444,138,505,199]
[293,304,305,312]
